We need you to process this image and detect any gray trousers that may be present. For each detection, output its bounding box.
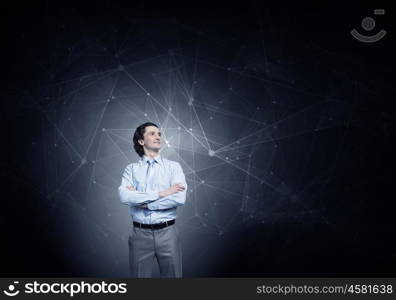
[128,223,182,278]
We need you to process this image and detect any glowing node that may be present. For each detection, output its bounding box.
[208,149,215,156]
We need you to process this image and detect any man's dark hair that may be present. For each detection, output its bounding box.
[133,122,159,157]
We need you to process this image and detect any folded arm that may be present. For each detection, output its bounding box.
[118,165,159,207]
[147,162,188,210]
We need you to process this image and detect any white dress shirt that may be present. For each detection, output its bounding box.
[118,154,188,224]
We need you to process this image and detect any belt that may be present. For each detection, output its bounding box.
[133,219,175,230]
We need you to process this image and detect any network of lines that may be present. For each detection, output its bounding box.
[21,18,353,275]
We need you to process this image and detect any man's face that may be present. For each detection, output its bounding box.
[139,125,161,151]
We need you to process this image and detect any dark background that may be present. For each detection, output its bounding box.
[2,1,395,277]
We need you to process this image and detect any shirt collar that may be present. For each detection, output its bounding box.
[140,153,162,165]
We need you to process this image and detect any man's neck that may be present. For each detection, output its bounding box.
[144,151,159,160]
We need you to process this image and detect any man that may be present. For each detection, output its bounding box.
[118,122,187,278]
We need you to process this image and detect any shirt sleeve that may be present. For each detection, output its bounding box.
[147,162,188,210]
[118,164,160,206]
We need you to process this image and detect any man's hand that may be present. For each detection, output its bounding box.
[159,183,185,198]
[126,186,147,208]
[169,183,186,193]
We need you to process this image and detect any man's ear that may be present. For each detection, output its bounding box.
[138,139,144,146]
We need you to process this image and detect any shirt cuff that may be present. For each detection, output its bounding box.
[147,201,158,210]
[146,191,160,201]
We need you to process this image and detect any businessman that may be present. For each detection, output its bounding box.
[118,122,187,277]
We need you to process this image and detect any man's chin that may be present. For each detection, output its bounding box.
[148,146,161,151]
